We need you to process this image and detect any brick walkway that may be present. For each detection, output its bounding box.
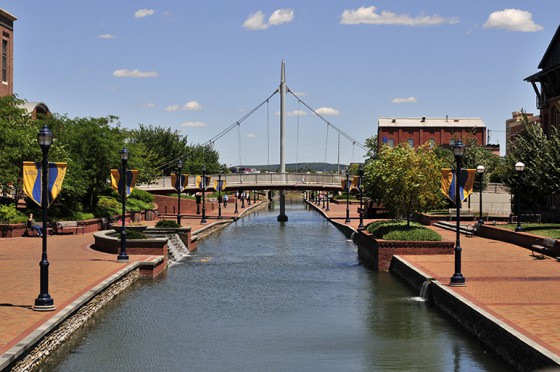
[319,200,560,364]
[1,196,559,369]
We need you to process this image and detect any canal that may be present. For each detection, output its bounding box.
[44,200,509,371]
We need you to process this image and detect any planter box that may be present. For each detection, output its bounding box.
[354,230,454,271]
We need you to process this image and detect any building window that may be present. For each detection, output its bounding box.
[387,138,394,148]
[407,138,414,148]
[2,39,7,83]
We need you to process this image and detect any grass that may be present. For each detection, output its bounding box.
[499,223,560,239]
[366,220,442,241]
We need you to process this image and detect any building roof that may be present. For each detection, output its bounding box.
[525,25,560,82]
[378,117,486,128]
[0,8,17,22]
[20,102,50,116]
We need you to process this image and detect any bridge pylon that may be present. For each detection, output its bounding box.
[277,60,288,222]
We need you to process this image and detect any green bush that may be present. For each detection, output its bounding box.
[0,204,27,223]
[119,229,147,239]
[96,196,121,217]
[366,220,441,241]
[130,188,155,203]
[155,220,181,228]
[126,198,153,212]
[72,211,95,221]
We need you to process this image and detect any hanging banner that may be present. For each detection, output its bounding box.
[23,161,67,207]
[171,173,189,193]
[352,176,361,191]
[196,175,212,189]
[341,179,350,193]
[214,179,226,192]
[111,169,139,196]
[441,168,476,203]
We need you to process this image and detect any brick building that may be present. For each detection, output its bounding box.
[0,9,16,97]
[505,111,540,154]
[377,116,486,150]
[525,25,560,138]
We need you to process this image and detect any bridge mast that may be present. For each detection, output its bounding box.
[277,60,288,221]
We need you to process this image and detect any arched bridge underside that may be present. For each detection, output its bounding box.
[137,173,346,194]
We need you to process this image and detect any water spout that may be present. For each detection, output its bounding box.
[419,279,432,299]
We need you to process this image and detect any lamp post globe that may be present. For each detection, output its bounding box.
[176,159,183,225]
[117,147,129,263]
[515,162,525,232]
[476,165,485,224]
[450,139,466,287]
[33,125,55,311]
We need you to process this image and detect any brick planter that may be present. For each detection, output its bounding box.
[92,229,168,257]
[354,230,454,271]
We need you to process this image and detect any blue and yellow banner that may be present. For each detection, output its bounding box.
[214,179,226,192]
[23,161,67,207]
[341,179,350,193]
[352,176,361,191]
[196,175,211,189]
[171,173,188,193]
[441,168,476,203]
[111,169,138,197]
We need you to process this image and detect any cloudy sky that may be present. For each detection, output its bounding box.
[3,1,557,166]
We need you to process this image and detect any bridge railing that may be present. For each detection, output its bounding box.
[137,172,344,190]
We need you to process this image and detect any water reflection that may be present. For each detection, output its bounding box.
[44,200,508,372]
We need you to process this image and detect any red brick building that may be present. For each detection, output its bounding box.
[0,9,16,97]
[505,111,540,154]
[377,116,486,150]
[525,25,560,139]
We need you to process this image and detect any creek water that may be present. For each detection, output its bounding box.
[44,200,509,371]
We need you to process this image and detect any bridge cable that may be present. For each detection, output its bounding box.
[323,124,329,173]
[296,100,300,173]
[205,89,278,145]
[288,90,367,152]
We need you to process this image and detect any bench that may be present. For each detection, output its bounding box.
[24,221,54,237]
[55,221,84,235]
[530,237,556,259]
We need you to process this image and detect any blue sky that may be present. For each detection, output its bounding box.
[3,1,558,167]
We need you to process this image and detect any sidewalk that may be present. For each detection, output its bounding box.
[0,198,259,370]
[317,200,560,368]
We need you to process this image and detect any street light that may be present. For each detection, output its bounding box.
[476,165,485,224]
[176,159,183,226]
[33,124,55,311]
[217,174,222,220]
[345,168,351,223]
[515,162,525,232]
[450,139,466,287]
[358,165,365,229]
[234,190,239,213]
[117,147,129,263]
[201,165,207,224]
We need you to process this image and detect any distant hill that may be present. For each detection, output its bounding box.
[236,163,348,173]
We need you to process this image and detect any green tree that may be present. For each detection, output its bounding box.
[365,143,444,226]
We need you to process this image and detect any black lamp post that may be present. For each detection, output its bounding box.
[234,190,239,213]
[176,159,183,226]
[217,174,222,219]
[515,162,525,232]
[322,191,326,209]
[476,165,485,224]
[201,165,207,224]
[117,147,129,263]
[345,168,351,223]
[358,166,365,230]
[450,139,466,287]
[326,191,330,211]
[33,125,55,311]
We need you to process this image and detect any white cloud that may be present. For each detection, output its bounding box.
[97,34,115,39]
[142,103,157,108]
[483,9,543,32]
[113,69,158,78]
[392,97,417,104]
[181,121,207,128]
[243,9,294,30]
[315,107,340,116]
[287,110,307,117]
[269,9,294,26]
[134,9,155,18]
[340,6,458,26]
[246,133,257,139]
[184,101,202,111]
[166,101,202,112]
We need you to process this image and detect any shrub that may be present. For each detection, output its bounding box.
[120,229,147,239]
[155,220,181,228]
[126,198,153,212]
[96,196,121,217]
[366,220,441,241]
[72,212,95,221]
[130,189,155,203]
[0,204,27,223]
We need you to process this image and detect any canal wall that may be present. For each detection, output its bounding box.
[390,257,560,371]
